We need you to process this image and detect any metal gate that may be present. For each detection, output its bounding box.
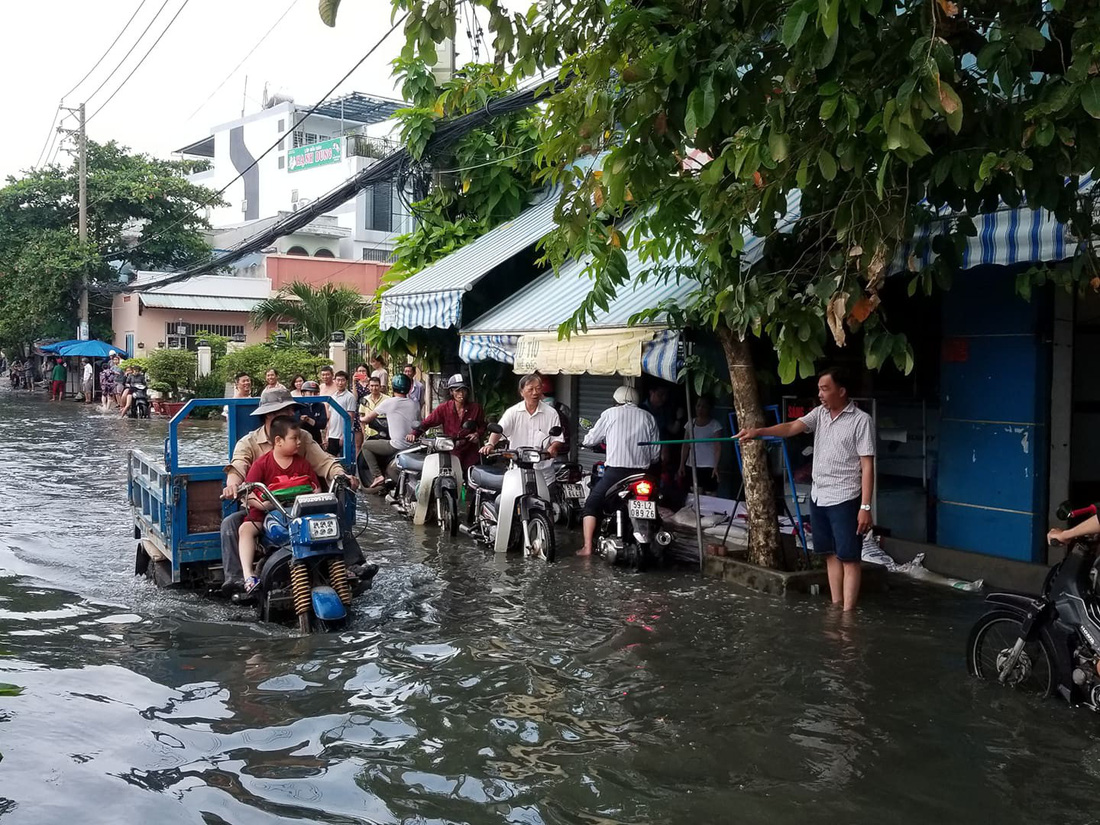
[575,375,623,470]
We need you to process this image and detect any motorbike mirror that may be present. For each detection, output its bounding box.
[548,426,563,437]
[1056,500,1072,521]
[462,420,478,430]
[487,423,504,435]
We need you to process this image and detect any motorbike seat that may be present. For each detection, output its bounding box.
[396,451,425,473]
[468,464,505,491]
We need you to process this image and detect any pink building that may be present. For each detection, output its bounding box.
[111,256,388,355]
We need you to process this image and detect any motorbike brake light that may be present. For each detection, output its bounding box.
[633,480,653,499]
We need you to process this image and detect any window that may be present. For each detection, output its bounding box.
[163,322,245,350]
[314,248,335,258]
[278,156,285,170]
[278,119,285,132]
[362,247,396,263]
[287,246,309,256]
[365,179,393,232]
[124,333,135,357]
[292,131,320,148]
[278,138,284,151]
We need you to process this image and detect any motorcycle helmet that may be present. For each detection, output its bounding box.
[540,375,555,395]
[392,373,412,395]
[445,373,468,391]
[613,385,639,405]
[301,380,320,393]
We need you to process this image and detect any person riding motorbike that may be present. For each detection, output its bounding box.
[578,386,661,556]
[480,373,565,483]
[218,387,363,592]
[359,373,422,489]
[406,373,486,471]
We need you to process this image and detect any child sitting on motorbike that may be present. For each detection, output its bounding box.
[238,416,320,594]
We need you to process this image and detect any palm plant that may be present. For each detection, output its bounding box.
[250,281,368,350]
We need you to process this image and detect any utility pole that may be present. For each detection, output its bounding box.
[60,103,89,340]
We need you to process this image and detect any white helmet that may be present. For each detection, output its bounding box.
[613,385,639,405]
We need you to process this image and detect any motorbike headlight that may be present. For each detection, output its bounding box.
[307,517,340,540]
[520,448,542,464]
[435,438,455,451]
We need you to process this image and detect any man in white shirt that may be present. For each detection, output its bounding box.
[481,373,565,483]
[81,359,94,404]
[325,370,359,457]
[578,386,660,555]
[360,373,421,487]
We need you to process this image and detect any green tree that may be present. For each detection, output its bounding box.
[329,0,1100,569]
[146,348,198,396]
[250,281,367,352]
[0,141,223,351]
[218,344,331,389]
[352,59,544,358]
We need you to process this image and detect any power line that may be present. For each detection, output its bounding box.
[87,0,193,123]
[62,0,151,101]
[110,12,409,262]
[185,0,301,123]
[82,0,173,106]
[112,80,560,292]
[33,106,61,169]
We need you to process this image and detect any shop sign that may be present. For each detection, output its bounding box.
[288,138,343,172]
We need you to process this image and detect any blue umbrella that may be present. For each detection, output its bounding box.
[39,339,84,353]
[54,340,129,359]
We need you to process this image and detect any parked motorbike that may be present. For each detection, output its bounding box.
[967,500,1100,705]
[589,461,673,571]
[460,424,561,561]
[551,460,587,527]
[234,477,365,633]
[390,432,462,535]
[129,378,151,419]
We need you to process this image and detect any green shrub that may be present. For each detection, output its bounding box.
[119,357,148,372]
[219,345,330,389]
[195,330,229,365]
[146,348,198,394]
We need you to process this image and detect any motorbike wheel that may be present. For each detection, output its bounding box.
[967,609,1055,697]
[629,542,650,573]
[440,491,459,537]
[526,512,556,563]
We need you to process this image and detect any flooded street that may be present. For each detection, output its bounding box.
[2,388,1100,824]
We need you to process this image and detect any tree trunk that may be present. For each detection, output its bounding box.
[717,325,783,569]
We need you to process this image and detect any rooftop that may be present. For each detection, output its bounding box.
[307,92,406,125]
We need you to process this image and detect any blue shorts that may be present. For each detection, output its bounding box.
[809,496,862,562]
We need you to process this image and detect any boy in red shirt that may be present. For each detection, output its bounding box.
[238,416,319,593]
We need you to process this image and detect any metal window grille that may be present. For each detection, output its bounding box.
[164,322,246,350]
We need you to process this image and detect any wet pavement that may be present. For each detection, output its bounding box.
[1,388,1099,824]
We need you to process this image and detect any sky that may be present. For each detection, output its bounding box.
[0,0,488,182]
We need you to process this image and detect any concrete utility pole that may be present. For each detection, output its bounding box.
[61,103,89,340]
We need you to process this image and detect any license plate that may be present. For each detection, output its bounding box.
[562,483,585,500]
[308,517,340,540]
[628,500,656,519]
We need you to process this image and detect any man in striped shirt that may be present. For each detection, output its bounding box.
[736,368,875,610]
[579,386,661,556]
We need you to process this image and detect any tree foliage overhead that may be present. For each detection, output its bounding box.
[0,141,222,349]
[373,0,1100,380]
[356,59,544,356]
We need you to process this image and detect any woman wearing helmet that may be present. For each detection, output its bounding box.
[359,373,422,488]
[297,380,328,444]
[406,373,486,471]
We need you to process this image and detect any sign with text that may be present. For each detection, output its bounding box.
[288,138,343,173]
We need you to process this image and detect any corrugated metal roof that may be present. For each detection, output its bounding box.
[139,294,261,312]
[463,193,802,335]
[384,185,564,298]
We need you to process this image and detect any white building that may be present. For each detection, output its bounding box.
[176,92,413,262]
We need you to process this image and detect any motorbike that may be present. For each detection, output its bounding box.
[234,477,366,633]
[129,378,151,419]
[390,432,462,536]
[460,424,561,561]
[551,460,587,527]
[589,460,673,571]
[967,500,1100,705]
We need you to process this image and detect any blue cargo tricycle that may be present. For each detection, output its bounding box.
[128,397,372,632]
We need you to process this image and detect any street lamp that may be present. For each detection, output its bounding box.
[330,330,346,343]
[230,333,246,343]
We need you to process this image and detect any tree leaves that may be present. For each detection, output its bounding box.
[1082,79,1100,119]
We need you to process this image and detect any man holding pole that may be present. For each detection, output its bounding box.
[734,368,875,611]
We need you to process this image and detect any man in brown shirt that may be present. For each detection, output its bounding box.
[219,388,361,591]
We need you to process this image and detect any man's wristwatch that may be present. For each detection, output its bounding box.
[859,504,872,512]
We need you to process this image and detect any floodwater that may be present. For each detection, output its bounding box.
[1,388,1099,825]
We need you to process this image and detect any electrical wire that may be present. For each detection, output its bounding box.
[33,106,62,169]
[108,79,561,292]
[81,0,174,106]
[185,0,301,123]
[62,0,151,101]
[87,0,193,123]
[108,12,410,263]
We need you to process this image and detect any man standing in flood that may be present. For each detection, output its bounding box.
[735,367,875,611]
